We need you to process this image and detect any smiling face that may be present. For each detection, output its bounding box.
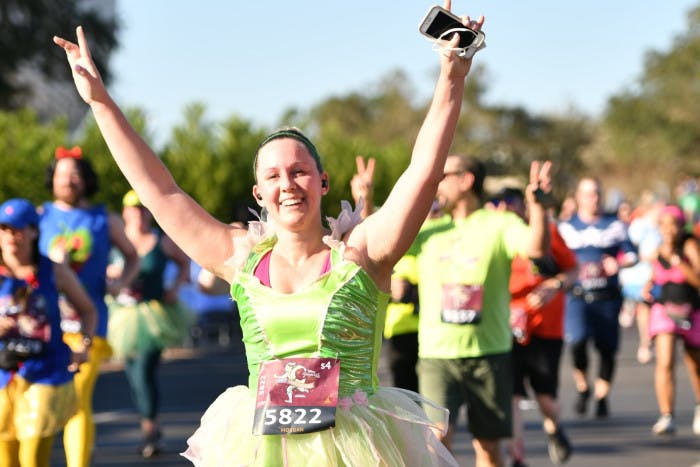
[52,158,86,205]
[253,138,328,232]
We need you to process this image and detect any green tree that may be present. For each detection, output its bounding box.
[0,108,140,209]
[162,103,267,223]
[450,66,592,197]
[0,0,119,110]
[279,66,591,211]
[74,108,150,210]
[596,4,700,194]
[0,109,66,202]
[283,70,420,215]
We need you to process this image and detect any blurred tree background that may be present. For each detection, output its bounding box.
[2,3,700,221]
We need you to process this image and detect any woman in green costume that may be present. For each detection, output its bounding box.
[106,190,192,458]
[54,2,483,465]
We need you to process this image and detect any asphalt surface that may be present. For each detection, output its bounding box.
[49,325,700,466]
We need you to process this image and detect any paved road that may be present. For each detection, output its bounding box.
[50,325,700,466]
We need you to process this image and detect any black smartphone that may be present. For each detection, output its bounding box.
[418,5,484,49]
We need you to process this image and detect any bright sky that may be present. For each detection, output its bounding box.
[110,1,698,147]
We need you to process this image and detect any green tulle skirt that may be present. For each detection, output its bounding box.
[107,295,195,359]
[182,385,457,466]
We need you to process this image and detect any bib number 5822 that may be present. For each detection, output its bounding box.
[264,408,323,426]
[253,357,340,435]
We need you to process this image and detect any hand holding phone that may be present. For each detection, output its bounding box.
[419,5,486,59]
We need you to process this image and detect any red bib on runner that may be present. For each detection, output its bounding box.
[441,283,483,324]
[253,357,340,435]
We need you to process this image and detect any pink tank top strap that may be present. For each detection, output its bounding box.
[254,251,273,287]
[320,250,332,274]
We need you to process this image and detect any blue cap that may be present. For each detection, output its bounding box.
[0,199,39,229]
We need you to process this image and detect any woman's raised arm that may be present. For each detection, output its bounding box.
[54,27,241,278]
[352,2,484,277]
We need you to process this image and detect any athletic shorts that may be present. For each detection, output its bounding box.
[565,295,622,352]
[417,352,512,439]
[512,336,563,398]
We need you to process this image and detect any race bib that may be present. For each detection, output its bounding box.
[0,286,51,361]
[253,357,340,435]
[441,284,483,324]
[578,261,607,290]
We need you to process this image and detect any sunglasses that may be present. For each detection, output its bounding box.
[441,170,465,180]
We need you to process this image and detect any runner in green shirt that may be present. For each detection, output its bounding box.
[415,155,552,467]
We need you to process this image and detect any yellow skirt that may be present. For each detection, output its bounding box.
[0,375,77,441]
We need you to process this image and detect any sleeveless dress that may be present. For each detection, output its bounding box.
[183,203,456,466]
[107,233,194,359]
[648,255,700,347]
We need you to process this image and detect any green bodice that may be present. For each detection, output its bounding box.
[231,245,389,398]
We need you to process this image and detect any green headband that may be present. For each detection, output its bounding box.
[253,128,324,180]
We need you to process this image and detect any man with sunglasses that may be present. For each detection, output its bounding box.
[413,155,552,467]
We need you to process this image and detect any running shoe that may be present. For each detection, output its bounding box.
[595,397,609,419]
[141,429,162,458]
[693,405,700,435]
[652,414,675,436]
[636,344,652,365]
[547,426,572,465]
[574,389,590,416]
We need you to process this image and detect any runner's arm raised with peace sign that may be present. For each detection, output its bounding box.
[53,27,243,281]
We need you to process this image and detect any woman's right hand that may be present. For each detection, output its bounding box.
[53,26,108,106]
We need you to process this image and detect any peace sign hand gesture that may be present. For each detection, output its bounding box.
[524,160,554,207]
[53,26,108,106]
[351,156,376,219]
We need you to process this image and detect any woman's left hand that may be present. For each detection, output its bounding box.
[438,1,485,78]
